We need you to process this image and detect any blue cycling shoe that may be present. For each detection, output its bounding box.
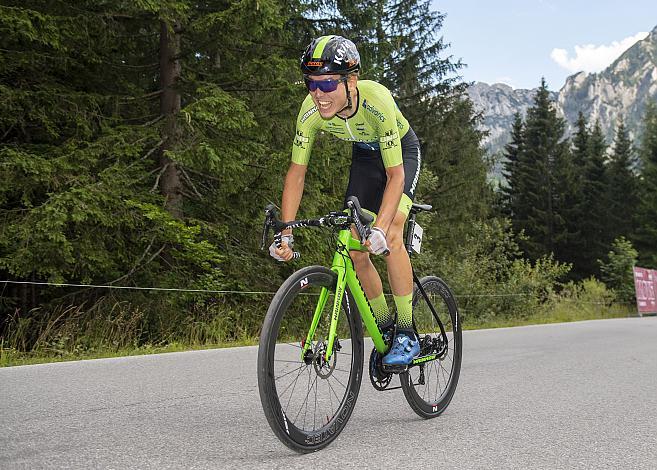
[382,333,420,367]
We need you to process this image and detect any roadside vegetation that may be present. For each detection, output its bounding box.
[2,2,654,367]
[0,278,637,367]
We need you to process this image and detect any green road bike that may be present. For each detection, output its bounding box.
[257,196,462,453]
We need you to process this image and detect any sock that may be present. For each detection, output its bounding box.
[394,293,413,331]
[369,293,391,326]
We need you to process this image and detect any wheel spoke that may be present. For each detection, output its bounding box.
[402,277,461,418]
[258,268,363,447]
[274,363,306,381]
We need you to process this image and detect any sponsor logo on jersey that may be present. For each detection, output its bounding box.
[363,99,385,122]
[294,130,309,148]
[300,106,318,124]
[380,129,398,149]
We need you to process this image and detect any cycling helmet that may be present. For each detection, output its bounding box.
[300,35,360,76]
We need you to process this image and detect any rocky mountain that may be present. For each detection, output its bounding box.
[469,24,657,156]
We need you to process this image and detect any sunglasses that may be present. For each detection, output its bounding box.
[304,76,346,93]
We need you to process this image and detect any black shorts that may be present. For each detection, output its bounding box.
[343,127,421,217]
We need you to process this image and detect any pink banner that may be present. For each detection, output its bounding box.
[634,267,657,314]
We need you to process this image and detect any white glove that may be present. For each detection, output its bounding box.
[366,227,388,255]
[269,234,295,262]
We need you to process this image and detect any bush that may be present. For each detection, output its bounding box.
[547,277,631,323]
[434,219,571,325]
[598,237,638,303]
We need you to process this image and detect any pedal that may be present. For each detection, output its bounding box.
[381,363,408,374]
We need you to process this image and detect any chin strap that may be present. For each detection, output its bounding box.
[336,77,353,114]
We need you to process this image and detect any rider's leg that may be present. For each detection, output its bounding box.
[350,239,391,326]
[385,210,414,333]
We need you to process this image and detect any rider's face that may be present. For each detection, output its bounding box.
[306,74,349,119]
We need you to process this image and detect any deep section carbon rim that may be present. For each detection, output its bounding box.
[258,267,363,452]
[401,276,462,418]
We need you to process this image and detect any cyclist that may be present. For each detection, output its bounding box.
[269,35,422,367]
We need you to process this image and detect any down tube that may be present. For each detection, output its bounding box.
[345,267,387,353]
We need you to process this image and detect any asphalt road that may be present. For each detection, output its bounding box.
[2,317,657,469]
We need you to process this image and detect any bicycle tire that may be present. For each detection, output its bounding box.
[257,266,364,452]
[400,275,462,419]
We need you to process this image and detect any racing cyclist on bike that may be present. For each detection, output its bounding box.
[269,35,422,367]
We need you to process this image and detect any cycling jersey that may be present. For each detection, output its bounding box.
[291,80,410,168]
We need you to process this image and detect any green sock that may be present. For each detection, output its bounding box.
[369,293,391,326]
[394,293,413,330]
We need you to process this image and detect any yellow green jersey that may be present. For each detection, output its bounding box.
[291,80,410,168]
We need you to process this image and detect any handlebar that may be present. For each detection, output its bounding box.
[260,196,389,257]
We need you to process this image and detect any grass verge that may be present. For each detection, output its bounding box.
[1,302,635,367]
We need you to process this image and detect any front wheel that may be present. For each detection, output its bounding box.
[401,275,462,418]
[257,266,364,453]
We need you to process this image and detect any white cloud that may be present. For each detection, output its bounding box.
[550,32,649,73]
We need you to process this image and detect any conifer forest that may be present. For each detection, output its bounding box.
[1,1,656,359]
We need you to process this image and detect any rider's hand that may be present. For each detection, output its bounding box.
[269,234,295,262]
[365,227,388,255]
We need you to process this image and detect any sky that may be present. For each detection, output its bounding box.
[432,0,657,90]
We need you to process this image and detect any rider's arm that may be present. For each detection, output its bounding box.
[273,96,319,257]
[281,162,307,236]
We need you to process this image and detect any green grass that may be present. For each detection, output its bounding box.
[465,300,635,330]
[1,302,636,367]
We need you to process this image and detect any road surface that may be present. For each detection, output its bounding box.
[2,317,657,469]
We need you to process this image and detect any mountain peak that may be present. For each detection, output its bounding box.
[467,22,657,155]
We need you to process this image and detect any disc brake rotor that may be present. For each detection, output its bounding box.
[313,340,337,379]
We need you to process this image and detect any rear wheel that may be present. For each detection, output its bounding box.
[400,275,462,418]
[257,266,364,453]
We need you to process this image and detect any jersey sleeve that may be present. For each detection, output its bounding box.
[291,95,321,166]
[374,88,404,168]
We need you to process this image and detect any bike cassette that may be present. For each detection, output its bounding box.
[369,348,393,390]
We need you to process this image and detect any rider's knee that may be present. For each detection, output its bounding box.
[350,250,371,270]
[386,229,404,252]
[386,211,407,252]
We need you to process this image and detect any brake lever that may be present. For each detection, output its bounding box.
[346,197,390,256]
[260,204,277,250]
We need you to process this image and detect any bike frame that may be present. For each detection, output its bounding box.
[300,228,386,362]
[300,227,447,366]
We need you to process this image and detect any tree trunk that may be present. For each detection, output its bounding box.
[159,19,184,218]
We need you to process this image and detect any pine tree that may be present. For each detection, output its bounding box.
[500,113,524,218]
[512,79,570,261]
[339,0,490,253]
[562,113,589,278]
[572,112,590,172]
[576,121,610,277]
[551,133,579,269]
[0,0,300,318]
[634,103,657,266]
[606,119,639,244]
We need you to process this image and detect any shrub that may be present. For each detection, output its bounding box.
[598,237,638,303]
